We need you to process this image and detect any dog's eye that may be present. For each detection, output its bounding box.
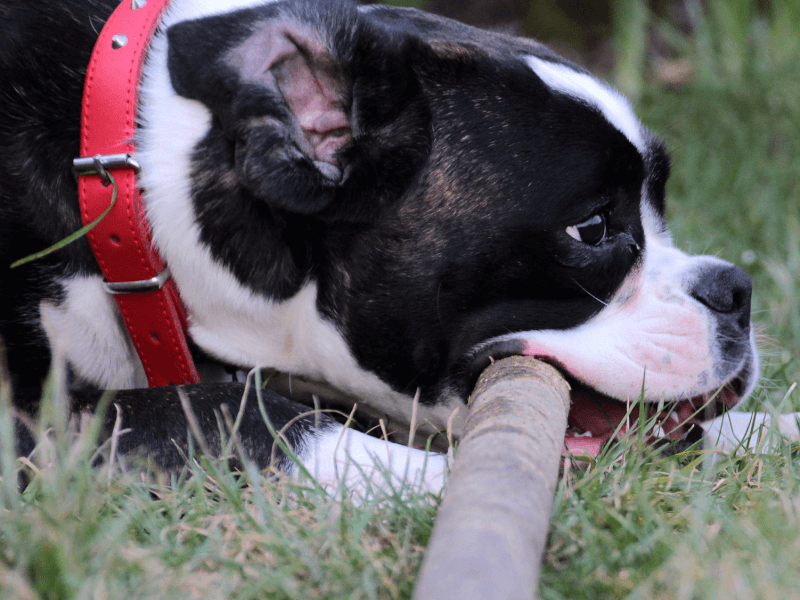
[566,213,606,245]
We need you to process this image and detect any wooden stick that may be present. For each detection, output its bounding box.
[414,356,571,600]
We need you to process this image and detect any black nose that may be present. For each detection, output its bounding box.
[689,263,752,330]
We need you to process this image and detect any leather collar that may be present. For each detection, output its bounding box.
[76,0,199,387]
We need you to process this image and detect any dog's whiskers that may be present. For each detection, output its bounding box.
[571,279,608,307]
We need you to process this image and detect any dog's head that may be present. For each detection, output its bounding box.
[139,0,757,448]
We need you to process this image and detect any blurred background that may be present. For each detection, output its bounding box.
[375,0,800,410]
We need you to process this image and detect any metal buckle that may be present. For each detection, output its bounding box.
[73,153,141,186]
[104,267,172,295]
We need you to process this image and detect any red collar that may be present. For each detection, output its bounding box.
[75,0,199,387]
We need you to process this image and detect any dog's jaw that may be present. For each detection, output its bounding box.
[501,240,757,406]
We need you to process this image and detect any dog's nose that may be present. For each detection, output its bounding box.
[689,263,752,330]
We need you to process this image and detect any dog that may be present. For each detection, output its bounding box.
[0,0,767,494]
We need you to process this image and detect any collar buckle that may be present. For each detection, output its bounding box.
[73,153,141,186]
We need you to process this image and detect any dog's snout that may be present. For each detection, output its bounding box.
[689,263,752,328]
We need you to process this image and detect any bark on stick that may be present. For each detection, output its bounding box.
[414,356,571,600]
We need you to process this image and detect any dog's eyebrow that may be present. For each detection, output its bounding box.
[524,55,646,153]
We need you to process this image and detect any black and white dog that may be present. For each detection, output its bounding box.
[0,0,772,494]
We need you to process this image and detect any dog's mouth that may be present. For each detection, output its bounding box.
[466,338,746,458]
[562,378,743,458]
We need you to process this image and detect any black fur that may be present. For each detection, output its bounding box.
[0,0,117,392]
[14,383,335,473]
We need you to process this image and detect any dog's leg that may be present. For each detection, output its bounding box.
[299,425,448,498]
[704,411,800,458]
[14,382,447,496]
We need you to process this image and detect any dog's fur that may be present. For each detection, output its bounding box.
[1,0,761,493]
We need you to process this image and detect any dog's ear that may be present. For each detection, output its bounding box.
[167,5,431,223]
[168,9,351,215]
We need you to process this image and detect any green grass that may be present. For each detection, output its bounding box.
[0,379,439,599]
[2,1,800,598]
[543,431,800,599]
[636,0,800,411]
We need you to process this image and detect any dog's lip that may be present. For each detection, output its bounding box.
[465,338,530,388]
[466,338,746,458]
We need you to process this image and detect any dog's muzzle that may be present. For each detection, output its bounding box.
[464,260,757,458]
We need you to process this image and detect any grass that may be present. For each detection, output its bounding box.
[0,373,439,600]
[637,0,800,411]
[2,0,799,598]
[543,431,800,599]
[0,460,436,599]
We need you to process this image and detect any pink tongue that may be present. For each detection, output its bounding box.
[563,435,606,456]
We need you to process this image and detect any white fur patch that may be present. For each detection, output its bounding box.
[296,424,448,498]
[159,0,281,24]
[640,193,671,243]
[704,411,800,458]
[39,276,146,389]
[525,55,646,152]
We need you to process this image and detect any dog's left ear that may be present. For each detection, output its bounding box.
[168,11,352,216]
[167,6,431,223]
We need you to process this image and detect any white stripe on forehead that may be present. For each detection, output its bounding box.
[525,55,646,153]
[162,0,282,27]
